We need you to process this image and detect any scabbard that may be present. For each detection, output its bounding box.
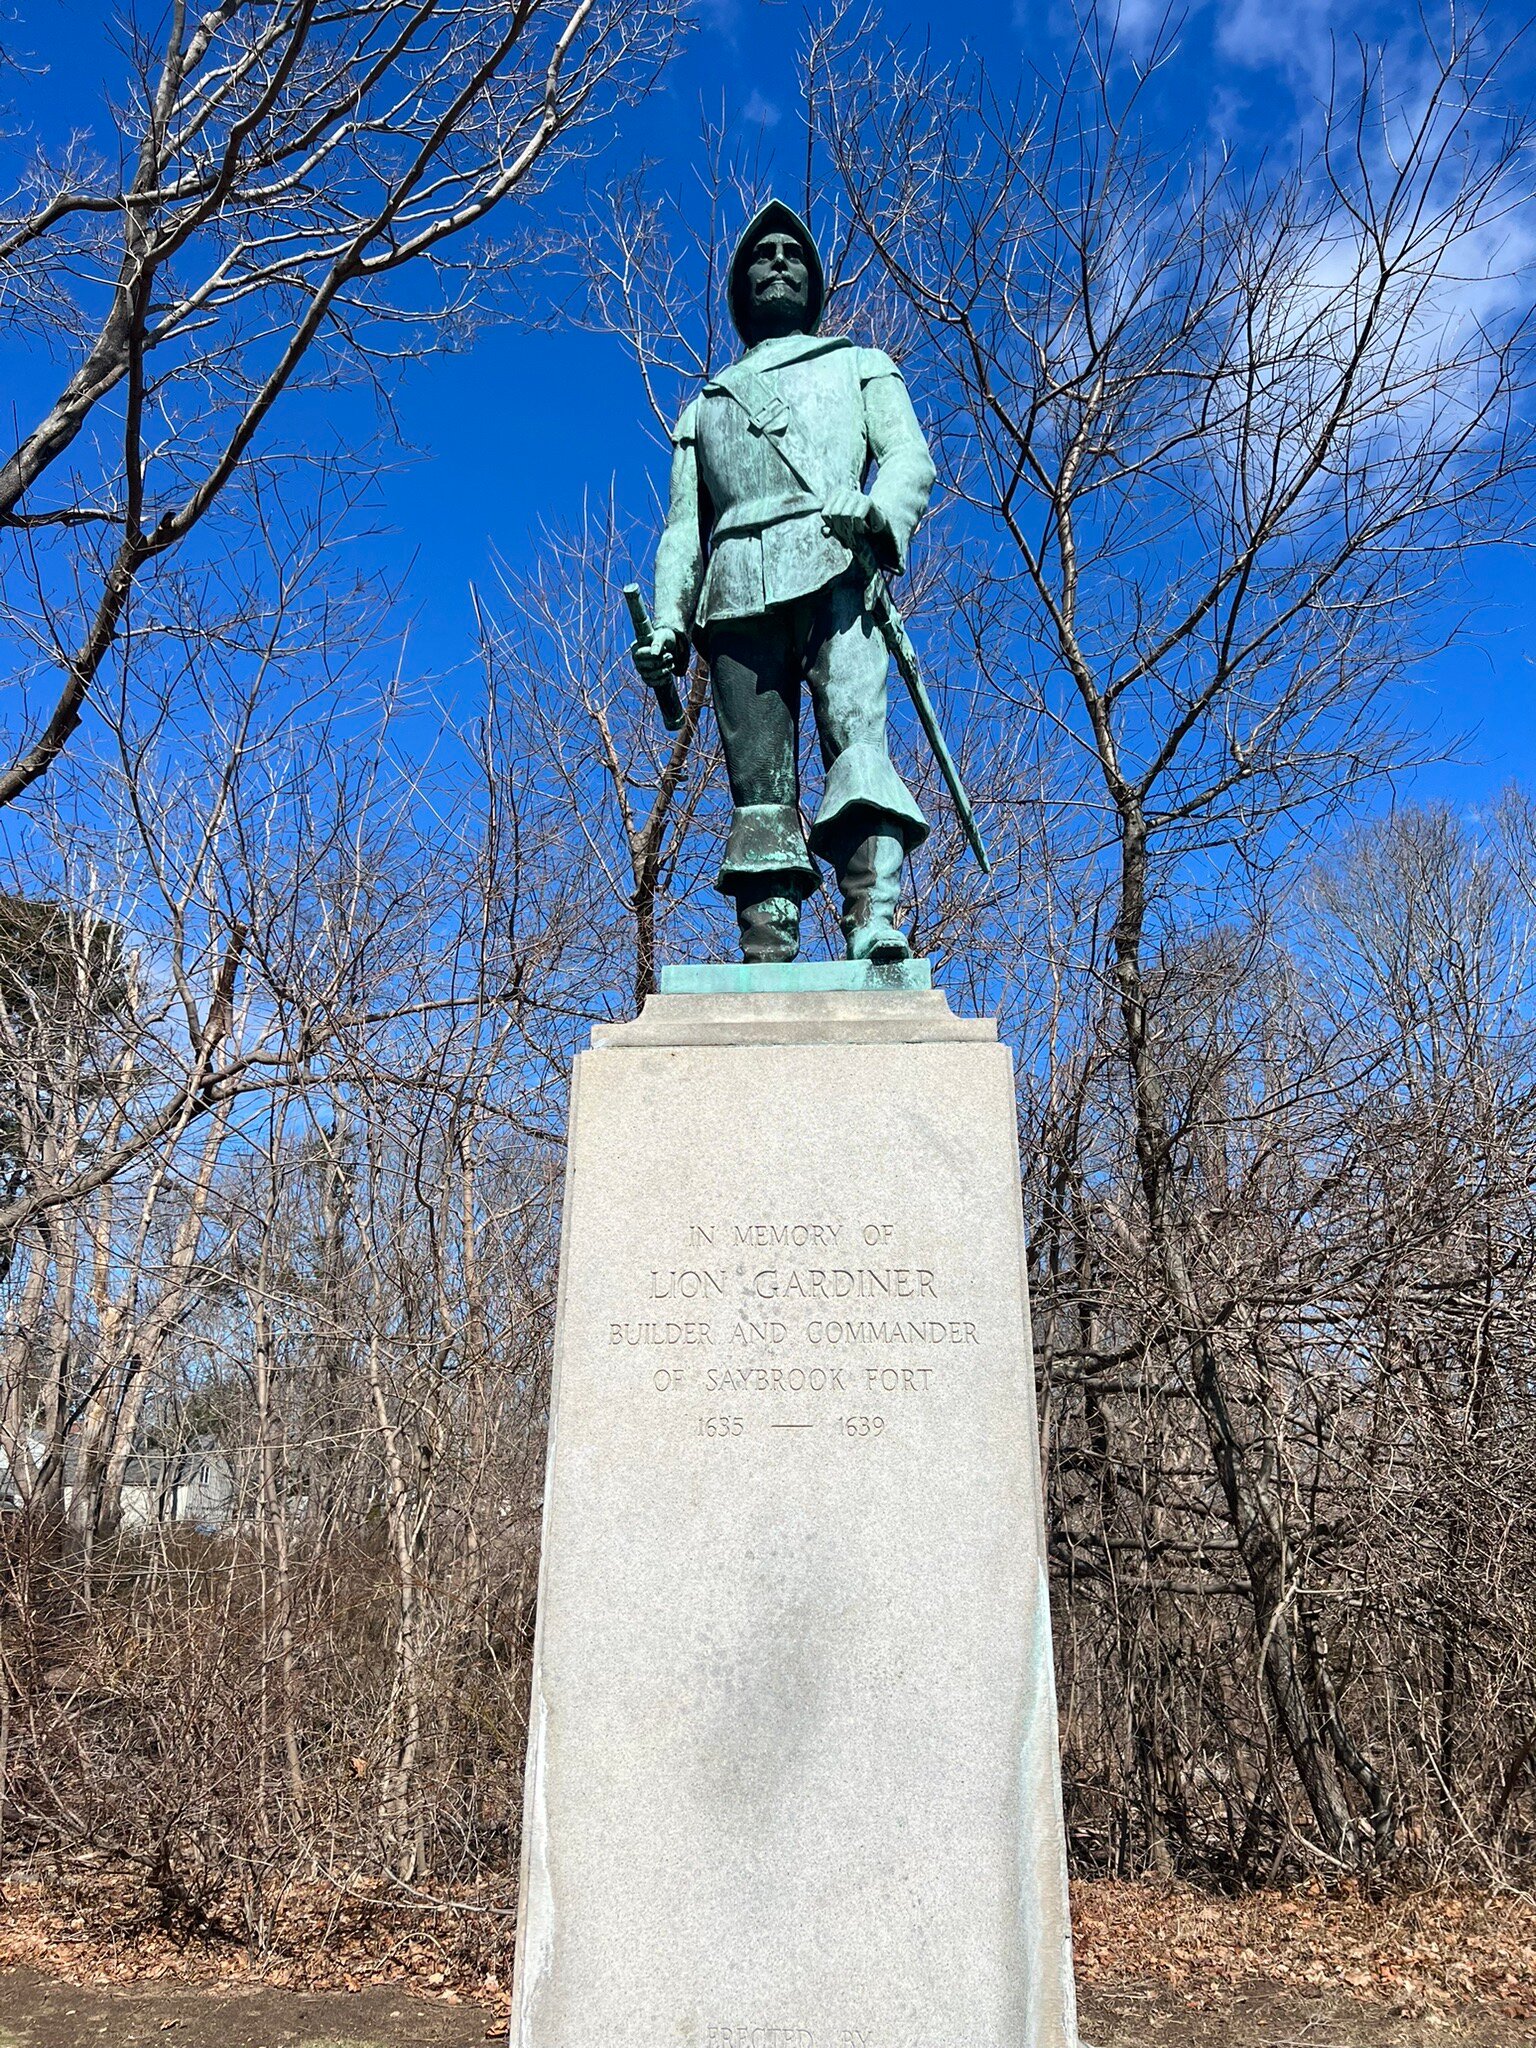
[851,543,990,875]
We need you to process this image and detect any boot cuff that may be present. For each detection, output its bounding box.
[808,742,929,856]
[715,803,821,896]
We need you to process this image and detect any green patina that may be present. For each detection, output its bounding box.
[630,200,946,970]
[659,959,932,995]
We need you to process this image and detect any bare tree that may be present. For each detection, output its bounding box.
[9,4,1536,1967]
[821,9,1536,1867]
[482,505,719,1009]
[0,0,683,809]
[0,570,586,1932]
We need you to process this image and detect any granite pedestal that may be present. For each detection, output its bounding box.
[511,970,1078,2048]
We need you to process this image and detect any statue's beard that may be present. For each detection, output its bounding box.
[749,279,809,337]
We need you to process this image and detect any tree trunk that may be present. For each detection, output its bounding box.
[1111,799,1377,1865]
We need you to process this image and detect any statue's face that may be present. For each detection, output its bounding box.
[745,231,810,338]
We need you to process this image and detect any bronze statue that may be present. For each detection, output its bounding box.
[631,200,954,966]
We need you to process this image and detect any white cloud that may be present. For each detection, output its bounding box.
[1109,0,1177,53]
[1214,0,1347,92]
[742,88,782,128]
[1018,0,1177,59]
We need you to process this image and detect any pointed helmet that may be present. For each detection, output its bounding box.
[727,198,826,343]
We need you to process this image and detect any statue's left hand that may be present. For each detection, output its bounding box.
[822,489,888,549]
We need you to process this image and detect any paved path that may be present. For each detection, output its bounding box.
[0,1968,494,2048]
[3,1966,1527,2047]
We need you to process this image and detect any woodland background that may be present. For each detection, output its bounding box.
[2,0,1536,1976]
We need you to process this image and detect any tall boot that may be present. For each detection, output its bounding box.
[732,875,802,964]
[834,825,910,964]
[716,803,819,965]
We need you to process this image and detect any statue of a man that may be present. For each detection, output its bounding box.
[633,200,937,965]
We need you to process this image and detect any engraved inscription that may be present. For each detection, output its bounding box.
[733,1221,841,1248]
[751,1267,936,1301]
[648,1268,725,1299]
[706,2029,814,2048]
[806,1319,976,1346]
[610,1320,712,1346]
[608,1216,983,1403]
[696,1413,744,1438]
[706,1364,849,1394]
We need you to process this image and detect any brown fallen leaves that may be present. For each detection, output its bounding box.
[1072,1878,1536,2026]
[2,1868,1535,2033]
[0,1871,515,2012]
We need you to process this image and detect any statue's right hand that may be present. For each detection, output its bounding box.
[632,625,687,688]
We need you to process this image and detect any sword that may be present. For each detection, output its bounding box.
[622,582,685,734]
[848,537,991,875]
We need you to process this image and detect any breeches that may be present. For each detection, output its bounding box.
[709,570,887,803]
[704,570,926,884]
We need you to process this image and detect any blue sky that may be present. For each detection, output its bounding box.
[368,0,1536,816]
[3,0,1533,818]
